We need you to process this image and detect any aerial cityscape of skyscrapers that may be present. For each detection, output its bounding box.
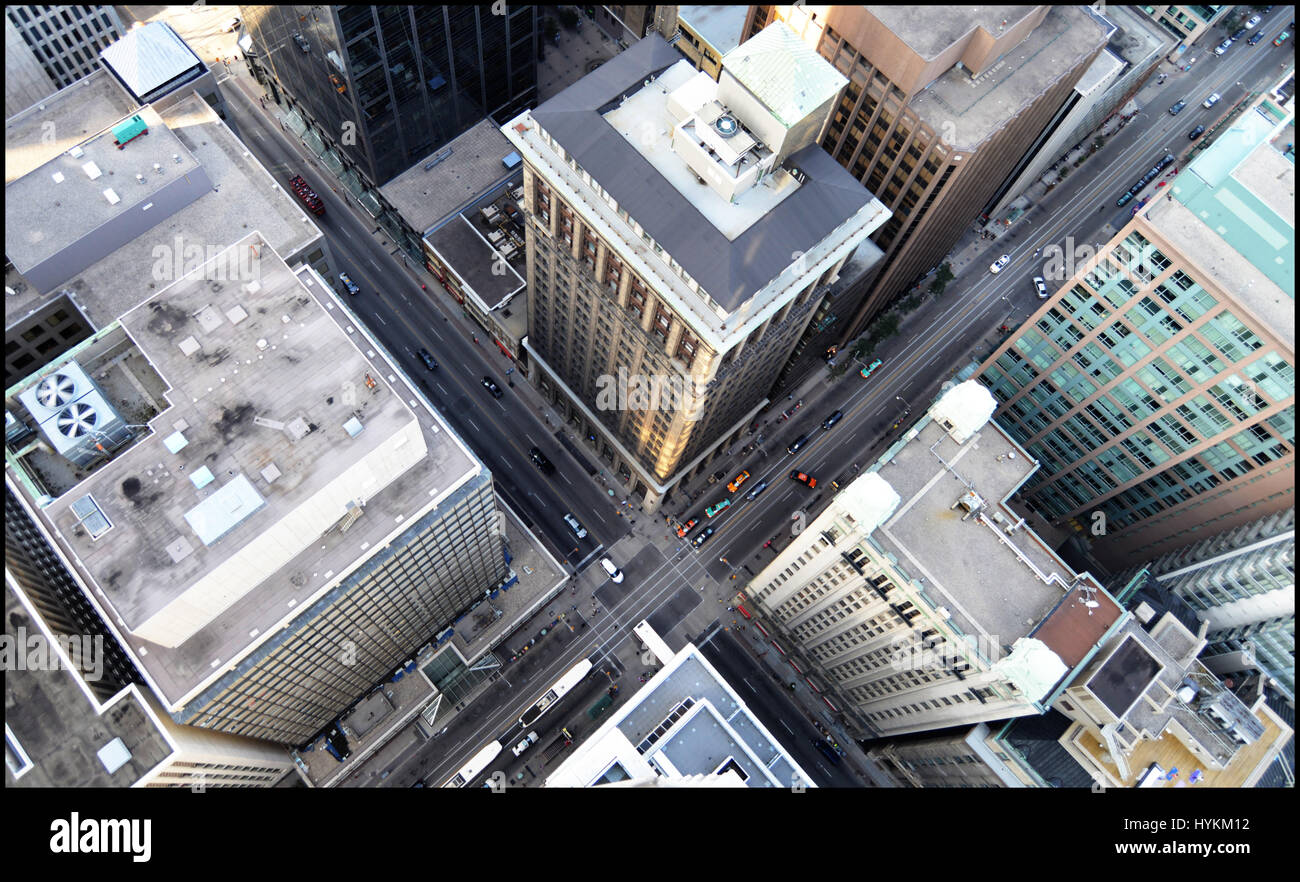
[2,1,1292,834]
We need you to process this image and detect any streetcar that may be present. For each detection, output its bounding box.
[442,740,503,788]
[519,659,593,728]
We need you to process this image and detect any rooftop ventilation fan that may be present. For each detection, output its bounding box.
[714,114,740,137]
[56,402,99,438]
[35,373,78,409]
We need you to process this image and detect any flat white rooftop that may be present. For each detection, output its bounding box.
[9,235,481,705]
[5,104,203,273]
[5,84,323,327]
[604,61,800,241]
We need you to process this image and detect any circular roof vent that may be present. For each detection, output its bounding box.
[713,114,740,138]
[36,373,78,409]
[56,402,99,438]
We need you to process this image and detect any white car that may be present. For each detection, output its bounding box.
[1202,93,1220,108]
[989,254,1010,274]
[511,731,539,757]
[1245,14,1262,30]
[1033,276,1048,299]
[563,512,587,540]
[600,558,624,583]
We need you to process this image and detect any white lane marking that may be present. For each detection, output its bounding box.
[560,471,573,486]
[466,418,480,432]
[781,720,794,734]
[436,383,448,396]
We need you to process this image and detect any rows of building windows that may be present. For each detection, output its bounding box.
[980,233,1294,526]
[8,6,121,87]
[185,483,504,743]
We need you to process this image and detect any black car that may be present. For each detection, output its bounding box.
[417,348,437,371]
[529,446,555,474]
[1247,31,1266,45]
[787,433,812,455]
[1230,27,1247,41]
[812,738,840,766]
[692,526,715,548]
[481,376,503,398]
[1188,125,1206,140]
[1168,99,1187,115]
[821,410,844,430]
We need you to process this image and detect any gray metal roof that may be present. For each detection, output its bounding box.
[531,33,870,314]
[99,20,201,100]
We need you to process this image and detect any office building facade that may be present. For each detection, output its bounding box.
[977,87,1295,572]
[6,235,512,746]
[1139,5,1230,51]
[742,381,1125,739]
[4,15,56,118]
[503,25,886,512]
[240,4,539,187]
[4,5,123,92]
[745,5,1109,346]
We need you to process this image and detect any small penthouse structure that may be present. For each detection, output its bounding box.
[745,381,1127,739]
[6,235,509,745]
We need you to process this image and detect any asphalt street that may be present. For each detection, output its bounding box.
[154,4,1292,788]
[673,19,1296,586]
[697,628,864,787]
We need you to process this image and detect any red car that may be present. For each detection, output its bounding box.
[676,518,698,538]
[789,470,817,488]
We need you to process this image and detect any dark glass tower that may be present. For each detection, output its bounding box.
[242,4,538,185]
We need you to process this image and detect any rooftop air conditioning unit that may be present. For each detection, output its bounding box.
[16,362,131,467]
[713,114,740,138]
